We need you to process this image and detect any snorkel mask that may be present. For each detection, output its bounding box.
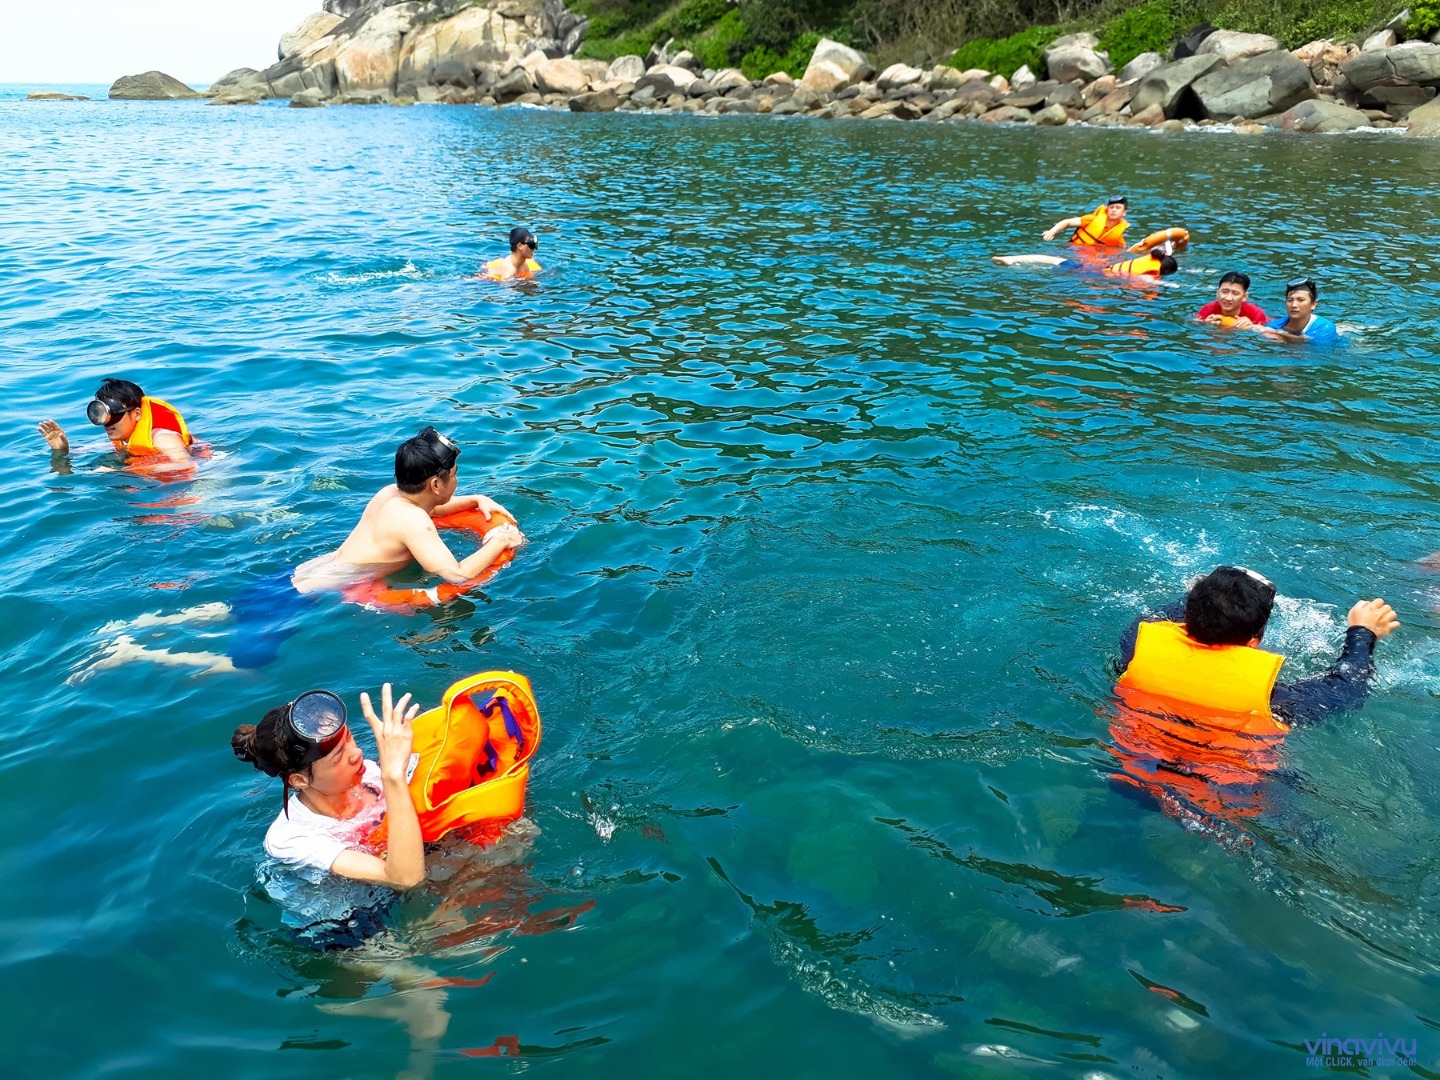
[86,397,131,427]
[283,689,349,766]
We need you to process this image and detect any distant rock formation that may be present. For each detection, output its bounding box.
[109,71,202,100]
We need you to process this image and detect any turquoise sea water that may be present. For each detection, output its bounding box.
[3,88,1440,1078]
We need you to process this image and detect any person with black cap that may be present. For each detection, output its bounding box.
[1043,195,1130,248]
[38,376,193,467]
[481,227,541,281]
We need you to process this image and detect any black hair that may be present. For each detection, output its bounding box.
[1217,271,1251,290]
[1158,255,1178,277]
[509,227,537,251]
[1184,566,1275,646]
[394,427,459,493]
[96,378,144,411]
[232,706,309,817]
[1285,278,1318,300]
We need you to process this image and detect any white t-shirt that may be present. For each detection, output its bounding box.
[264,759,387,876]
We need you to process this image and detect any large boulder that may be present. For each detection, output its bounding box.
[801,38,873,94]
[1197,30,1283,64]
[569,86,620,112]
[710,68,749,93]
[1406,96,1440,124]
[280,11,343,60]
[108,70,202,100]
[262,35,340,98]
[208,67,265,95]
[1343,43,1440,90]
[1121,52,1164,82]
[1044,35,1111,84]
[397,4,547,88]
[636,63,697,94]
[1010,64,1037,90]
[1129,54,1223,118]
[1277,98,1371,131]
[1191,49,1315,119]
[535,57,588,94]
[335,3,418,93]
[1293,39,1356,86]
[606,54,645,82]
[490,63,535,100]
[1363,30,1398,51]
[877,63,925,91]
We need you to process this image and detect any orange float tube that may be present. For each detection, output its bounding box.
[342,508,518,612]
[1128,227,1189,253]
[368,670,542,847]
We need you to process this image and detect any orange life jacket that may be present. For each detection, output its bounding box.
[341,508,518,613]
[482,257,541,281]
[367,670,542,849]
[1110,621,1289,820]
[1103,253,1162,278]
[1071,206,1129,247]
[116,396,193,455]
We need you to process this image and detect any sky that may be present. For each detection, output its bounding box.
[1,1,325,85]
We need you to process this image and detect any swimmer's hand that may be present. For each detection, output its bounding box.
[1233,317,1255,330]
[474,494,509,521]
[38,419,70,455]
[483,523,525,551]
[1042,225,1062,241]
[1202,314,1224,325]
[360,683,421,783]
[1347,599,1400,640]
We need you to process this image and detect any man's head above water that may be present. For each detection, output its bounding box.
[1184,566,1277,645]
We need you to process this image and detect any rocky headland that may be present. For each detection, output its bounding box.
[100,0,1440,136]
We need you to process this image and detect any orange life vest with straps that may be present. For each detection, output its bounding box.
[482,257,541,281]
[367,670,542,849]
[1110,621,1289,817]
[116,397,193,455]
[1103,253,1162,278]
[1071,205,1129,247]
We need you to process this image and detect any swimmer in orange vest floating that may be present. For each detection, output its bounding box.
[992,243,1178,278]
[480,227,541,281]
[38,377,194,470]
[1109,566,1399,828]
[1043,195,1130,247]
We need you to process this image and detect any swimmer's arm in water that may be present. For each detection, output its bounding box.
[38,419,71,455]
[431,493,510,521]
[1272,599,1398,727]
[1043,217,1084,241]
[145,428,193,466]
[993,255,1068,267]
[328,684,427,889]
[403,514,525,584]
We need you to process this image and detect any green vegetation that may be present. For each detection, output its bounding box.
[568,0,1406,79]
[1411,0,1440,35]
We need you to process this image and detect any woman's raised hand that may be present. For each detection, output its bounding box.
[359,682,421,781]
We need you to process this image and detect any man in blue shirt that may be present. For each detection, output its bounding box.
[1268,277,1341,343]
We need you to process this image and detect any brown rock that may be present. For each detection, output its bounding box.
[1129,102,1165,125]
[980,105,1034,124]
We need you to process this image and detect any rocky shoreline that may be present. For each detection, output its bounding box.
[74,0,1440,137]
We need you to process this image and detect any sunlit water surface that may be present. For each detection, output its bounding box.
[3,87,1440,1078]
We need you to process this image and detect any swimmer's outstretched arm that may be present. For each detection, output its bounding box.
[431,492,509,521]
[1275,600,1399,727]
[404,515,525,584]
[1043,217,1084,241]
[38,419,70,456]
[329,684,427,889]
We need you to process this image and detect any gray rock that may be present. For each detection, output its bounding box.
[980,104,1034,123]
[1130,54,1223,117]
[1044,44,1111,84]
[1406,95,1440,123]
[1010,64,1037,90]
[1192,49,1316,119]
[1157,118,1187,131]
[607,55,645,82]
[1363,30,1398,51]
[208,67,263,94]
[710,67,749,93]
[630,84,658,108]
[535,57,588,95]
[718,98,759,114]
[1002,82,1059,109]
[569,87,620,112]
[109,70,202,100]
[1129,102,1166,125]
[279,11,342,60]
[1197,30,1283,64]
[1033,102,1069,125]
[644,38,671,69]
[770,97,806,115]
[686,78,713,98]
[27,91,88,100]
[1360,83,1435,106]
[289,87,328,108]
[491,65,535,101]
[1120,52,1164,82]
[1277,98,1371,131]
[930,66,966,90]
[670,50,702,74]
[1045,82,1083,109]
[951,79,998,108]
[208,88,265,105]
[1343,43,1440,89]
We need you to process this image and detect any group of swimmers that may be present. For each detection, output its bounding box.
[994,194,1343,342]
[40,214,1387,940]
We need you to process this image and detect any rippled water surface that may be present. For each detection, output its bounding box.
[4,89,1440,1078]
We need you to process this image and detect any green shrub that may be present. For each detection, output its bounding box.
[1411,0,1440,35]
[739,30,826,78]
[947,25,1058,77]
[689,8,751,68]
[1098,1,1176,69]
[1211,0,1396,45]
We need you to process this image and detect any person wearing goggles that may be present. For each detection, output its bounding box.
[1116,566,1399,728]
[292,425,522,593]
[479,226,542,281]
[1042,194,1130,248]
[37,376,193,467]
[232,682,426,889]
[1263,277,1342,343]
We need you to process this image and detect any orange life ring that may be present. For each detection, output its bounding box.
[341,508,518,612]
[1129,228,1189,253]
[366,670,542,847]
